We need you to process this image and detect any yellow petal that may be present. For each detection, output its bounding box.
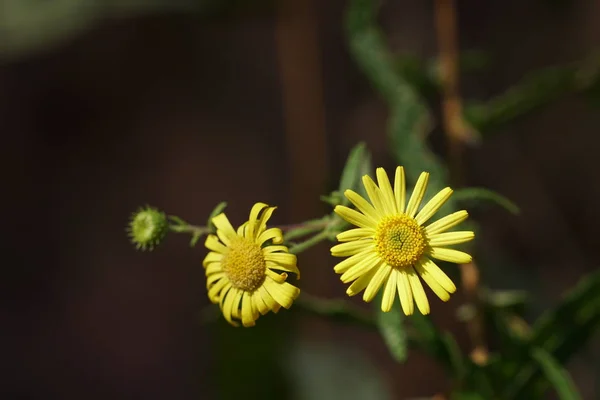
[205,234,228,254]
[344,190,380,221]
[428,231,475,247]
[264,252,297,267]
[247,203,269,239]
[346,267,378,296]
[206,272,226,286]
[331,239,374,257]
[258,285,278,313]
[264,279,299,309]
[397,269,414,315]
[267,260,300,279]
[256,227,284,245]
[202,252,222,268]
[425,210,469,236]
[415,187,453,225]
[362,175,387,215]
[336,228,375,242]
[376,168,397,215]
[205,262,223,275]
[208,279,229,303]
[428,247,472,264]
[252,290,270,315]
[333,249,373,274]
[236,222,248,236]
[406,172,429,218]
[263,245,289,254]
[363,263,392,303]
[340,253,381,283]
[407,268,430,315]
[334,205,378,229]
[266,268,288,283]
[256,206,277,237]
[417,257,456,293]
[394,166,406,213]
[381,269,398,312]
[241,293,255,327]
[211,213,238,242]
[221,287,239,326]
[230,289,243,320]
[414,259,451,301]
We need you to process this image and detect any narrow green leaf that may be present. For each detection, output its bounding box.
[374,293,407,363]
[207,201,228,228]
[338,142,367,195]
[501,269,600,398]
[453,187,520,215]
[531,348,582,400]
[168,215,188,226]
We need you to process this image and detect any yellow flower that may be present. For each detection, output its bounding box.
[331,167,474,315]
[203,203,301,327]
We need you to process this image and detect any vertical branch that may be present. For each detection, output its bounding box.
[275,0,329,223]
[434,0,487,365]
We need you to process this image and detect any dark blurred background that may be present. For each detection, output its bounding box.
[2,0,599,399]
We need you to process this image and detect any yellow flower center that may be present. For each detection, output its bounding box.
[221,237,266,292]
[374,214,426,268]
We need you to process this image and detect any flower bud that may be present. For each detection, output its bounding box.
[127,206,168,251]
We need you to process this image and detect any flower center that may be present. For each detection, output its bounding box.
[221,238,267,292]
[374,214,426,268]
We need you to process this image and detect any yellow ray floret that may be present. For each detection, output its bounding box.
[331,167,474,315]
[203,203,300,327]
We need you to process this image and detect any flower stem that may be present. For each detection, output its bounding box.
[288,230,331,254]
[169,224,209,236]
[293,292,375,328]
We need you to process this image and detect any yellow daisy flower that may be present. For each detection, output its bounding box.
[203,203,301,327]
[331,167,474,315]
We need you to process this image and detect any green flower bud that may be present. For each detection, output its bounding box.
[127,206,168,251]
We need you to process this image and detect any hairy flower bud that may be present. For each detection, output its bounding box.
[128,206,168,251]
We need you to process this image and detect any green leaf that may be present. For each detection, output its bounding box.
[336,142,372,204]
[453,187,520,215]
[207,201,228,228]
[374,293,407,363]
[531,348,582,400]
[501,269,600,398]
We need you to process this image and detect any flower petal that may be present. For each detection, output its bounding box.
[267,260,300,279]
[334,205,378,229]
[263,245,290,254]
[264,279,299,309]
[425,210,468,236]
[428,231,475,247]
[202,252,222,268]
[212,213,238,242]
[362,175,387,216]
[376,168,397,215]
[344,190,380,221]
[265,252,297,267]
[257,285,277,313]
[336,228,375,242]
[205,234,228,254]
[346,266,378,296]
[363,263,392,303]
[256,206,277,236]
[256,227,284,245]
[407,268,430,315]
[208,279,229,303]
[333,249,373,274]
[414,259,451,301]
[241,292,256,327]
[415,187,453,225]
[381,268,398,312]
[417,257,456,293]
[428,247,472,264]
[340,253,381,283]
[406,172,429,218]
[221,287,239,326]
[397,269,414,315]
[252,290,270,315]
[331,239,374,257]
[394,166,406,213]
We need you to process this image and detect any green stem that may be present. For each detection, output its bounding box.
[169,224,208,235]
[282,217,330,241]
[293,292,375,328]
[288,230,331,254]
